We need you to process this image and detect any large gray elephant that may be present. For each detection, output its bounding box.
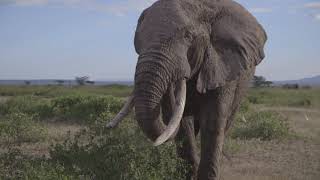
[107,0,267,179]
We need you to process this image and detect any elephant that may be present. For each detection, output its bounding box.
[107,0,267,179]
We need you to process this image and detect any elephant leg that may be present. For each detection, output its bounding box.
[197,83,237,180]
[175,116,200,180]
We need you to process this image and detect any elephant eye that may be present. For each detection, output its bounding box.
[184,30,193,41]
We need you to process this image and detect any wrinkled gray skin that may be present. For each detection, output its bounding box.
[133,0,267,179]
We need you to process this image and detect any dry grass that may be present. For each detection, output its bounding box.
[222,139,320,180]
[222,106,320,180]
[0,96,10,104]
[13,122,83,157]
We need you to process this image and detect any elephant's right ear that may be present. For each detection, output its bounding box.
[196,12,267,93]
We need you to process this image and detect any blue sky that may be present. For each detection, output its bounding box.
[0,0,319,81]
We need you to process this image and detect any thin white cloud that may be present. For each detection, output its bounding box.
[304,2,320,9]
[314,14,320,20]
[2,0,156,16]
[304,2,320,21]
[97,0,156,16]
[1,0,49,6]
[249,7,273,14]
[18,0,48,6]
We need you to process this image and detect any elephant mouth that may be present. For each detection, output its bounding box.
[107,79,187,146]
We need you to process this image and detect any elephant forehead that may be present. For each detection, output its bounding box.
[136,0,195,40]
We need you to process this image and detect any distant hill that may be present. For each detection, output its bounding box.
[0,79,133,86]
[273,75,320,87]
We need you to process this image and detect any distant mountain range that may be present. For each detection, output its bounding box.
[273,75,320,87]
[0,79,133,86]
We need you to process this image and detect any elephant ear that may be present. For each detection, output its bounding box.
[134,9,148,54]
[197,13,267,93]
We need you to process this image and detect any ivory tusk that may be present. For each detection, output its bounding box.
[106,95,134,128]
[153,79,186,146]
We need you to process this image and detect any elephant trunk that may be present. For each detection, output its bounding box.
[134,54,172,141]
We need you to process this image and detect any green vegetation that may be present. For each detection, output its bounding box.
[0,119,188,179]
[231,111,290,140]
[0,148,75,179]
[0,94,124,124]
[52,95,124,123]
[0,85,132,97]
[247,87,320,108]
[227,99,291,141]
[0,96,53,119]
[0,112,47,144]
[0,85,188,179]
[49,119,188,180]
[0,85,316,179]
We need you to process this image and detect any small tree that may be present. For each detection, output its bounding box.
[75,76,89,86]
[86,81,95,85]
[264,81,273,87]
[252,76,273,88]
[55,80,65,86]
[24,80,31,86]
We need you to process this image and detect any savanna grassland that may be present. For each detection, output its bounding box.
[0,85,319,180]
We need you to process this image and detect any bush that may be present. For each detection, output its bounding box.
[0,112,47,143]
[0,94,125,124]
[52,95,123,124]
[231,111,290,140]
[49,118,189,180]
[0,96,53,119]
[0,148,76,179]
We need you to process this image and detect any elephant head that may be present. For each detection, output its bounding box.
[108,0,267,146]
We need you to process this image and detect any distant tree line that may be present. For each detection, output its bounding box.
[252,76,312,89]
[282,84,311,89]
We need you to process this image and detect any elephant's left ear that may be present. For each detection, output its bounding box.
[197,14,267,93]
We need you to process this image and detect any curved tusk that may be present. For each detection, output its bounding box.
[106,95,134,128]
[153,79,186,146]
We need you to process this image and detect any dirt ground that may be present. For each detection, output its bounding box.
[222,107,320,180]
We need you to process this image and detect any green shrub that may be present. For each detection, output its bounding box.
[0,94,125,124]
[52,95,123,124]
[0,96,53,119]
[0,148,76,180]
[0,112,47,143]
[231,111,290,141]
[49,118,189,180]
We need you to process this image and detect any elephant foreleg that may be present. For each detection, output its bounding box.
[175,116,200,180]
[197,83,237,180]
